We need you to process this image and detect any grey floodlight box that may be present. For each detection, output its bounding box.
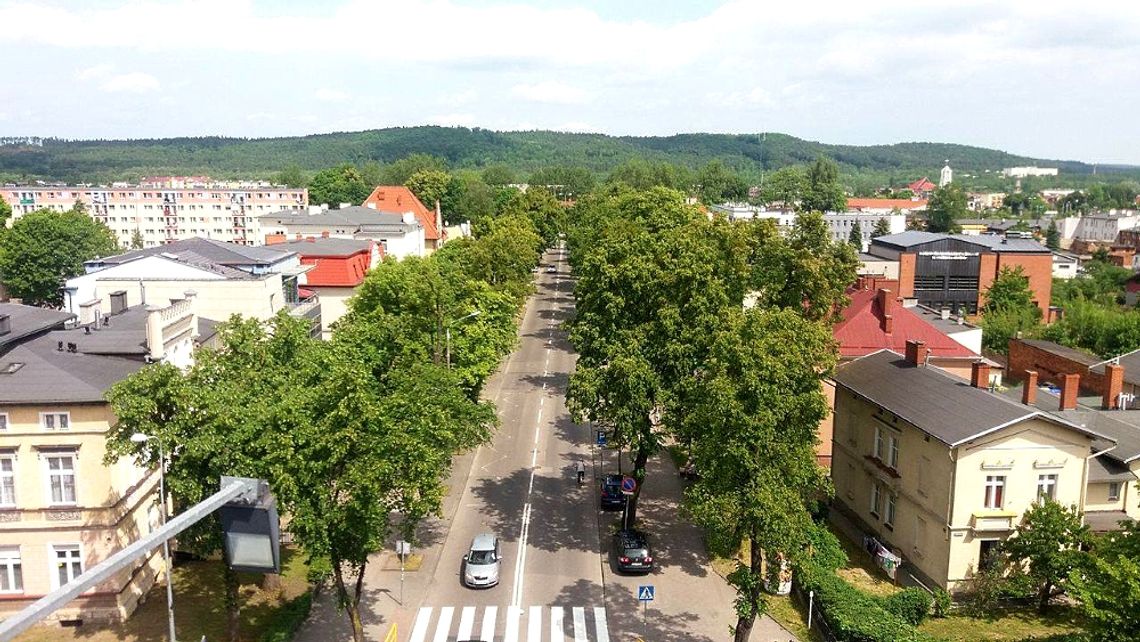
[218,476,281,574]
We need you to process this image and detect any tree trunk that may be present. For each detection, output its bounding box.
[223,562,241,642]
[333,560,367,642]
[1037,581,1052,614]
[627,445,651,525]
[733,533,764,642]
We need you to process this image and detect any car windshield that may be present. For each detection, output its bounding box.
[468,550,496,565]
[624,548,649,558]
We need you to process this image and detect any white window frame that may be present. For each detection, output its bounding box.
[1037,474,1058,502]
[885,493,897,527]
[0,547,22,593]
[888,434,899,469]
[49,544,83,589]
[984,475,1006,509]
[43,453,77,506]
[39,411,70,432]
[1108,481,1122,502]
[0,455,15,508]
[0,413,8,431]
[870,482,882,517]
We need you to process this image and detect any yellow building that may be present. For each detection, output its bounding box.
[831,345,1117,592]
[0,297,203,625]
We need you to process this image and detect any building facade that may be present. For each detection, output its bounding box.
[257,206,425,259]
[269,237,382,339]
[361,186,443,252]
[824,211,906,251]
[0,184,307,249]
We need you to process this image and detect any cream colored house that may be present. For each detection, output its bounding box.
[0,297,202,624]
[831,344,1114,592]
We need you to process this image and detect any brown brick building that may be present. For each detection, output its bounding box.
[868,232,1053,316]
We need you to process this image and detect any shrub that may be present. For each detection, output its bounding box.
[260,590,313,642]
[796,561,937,642]
[931,588,952,618]
[882,588,933,625]
[803,522,848,572]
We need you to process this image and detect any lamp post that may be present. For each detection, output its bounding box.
[445,310,481,368]
[131,433,176,642]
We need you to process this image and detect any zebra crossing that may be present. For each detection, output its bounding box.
[408,606,610,642]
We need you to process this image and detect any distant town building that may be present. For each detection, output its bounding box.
[0,184,307,248]
[361,186,444,253]
[708,203,796,227]
[258,206,425,259]
[967,192,1005,212]
[1073,212,1140,242]
[824,211,906,251]
[846,198,928,215]
[906,177,937,198]
[1002,166,1059,178]
[267,237,383,339]
[939,161,953,187]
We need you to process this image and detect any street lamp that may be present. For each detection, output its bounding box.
[445,310,481,368]
[131,432,177,642]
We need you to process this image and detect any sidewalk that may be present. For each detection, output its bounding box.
[596,446,799,642]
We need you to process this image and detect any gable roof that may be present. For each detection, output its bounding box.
[362,186,440,241]
[0,303,75,353]
[259,206,420,232]
[833,350,1107,447]
[871,231,1050,254]
[91,237,296,269]
[833,290,978,359]
[907,177,937,192]
[277,237,375,257]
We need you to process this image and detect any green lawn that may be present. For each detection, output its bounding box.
[17,547,311,642]
[920,607,1087,641]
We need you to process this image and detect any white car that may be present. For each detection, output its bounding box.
[462,533,501,588]
[546,266,557,273]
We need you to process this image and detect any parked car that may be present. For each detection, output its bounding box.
[546,265,558,273]
[462,533,501,588]
[612,529,654,574]
[599,474,627,510]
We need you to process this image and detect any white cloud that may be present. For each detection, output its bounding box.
[314,88,349,103]
[430,113,477,127]
[511,81,591,105]
[75,64,113,81]
[100,72,160,93]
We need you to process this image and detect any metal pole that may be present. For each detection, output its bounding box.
[808,590,814,629]
[446,327,451,369]
[160,447,177,642]
[400,553,405,605]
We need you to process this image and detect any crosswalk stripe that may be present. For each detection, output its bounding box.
[550,606,565,642]
[504,606,522,642]
[481,606,498,642]
[410,607,433,642]
[528,606,542,642]
[458,606,476,641]
[433,606,454,642]
[571,607,587,642]
[592,607,609,642]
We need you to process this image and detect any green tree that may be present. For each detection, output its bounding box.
[984,265,1037,313]
[129,230,145,250]
[926,184,968,233]
[274,164,307,188]
[308,164,370,207]
[405,169,452,209]
[528,165,596,200]
[1045,220,1061,250]
[441,171,495,227]
[758,166,807,208]
[872,216,892,238]
[359,160,384,187]
[380,153,447,186]
[1070,521,1140,641]
[480,164,515,186]
[0,208,118,305]
[1002,499,1090,613]
[685,308,835,642]
[981,265,1042,352]
[801,156,846,213]
[0,194,10,226]
[848,221,863,248]
[607,158,692,192]
[696,159,749,204]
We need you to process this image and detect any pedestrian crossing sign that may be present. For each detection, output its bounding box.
[637,585,655,602]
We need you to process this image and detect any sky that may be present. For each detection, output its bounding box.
[1,0,1138,164]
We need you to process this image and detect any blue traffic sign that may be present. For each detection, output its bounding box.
[596,430,607,447]
[621,476,637,495]
[638,585,655,602]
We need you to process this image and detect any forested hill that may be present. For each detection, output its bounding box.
[0,126,1111,183]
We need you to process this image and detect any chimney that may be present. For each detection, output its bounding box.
[0,314,9,336]
[435,199,443,237]
[109,290,128,315]
[877,288,893,316]
[1059,373,1080,411]
[905,339,926,367]
[971,361,991,389]
[941,308,950,321]
[321,230,329,238]
[1103,363,1125,410]
[184,290,199,340]
[366,202,377,210]
[883,314,893,335]
[146,305,165,361]
[78,299,100,326]
[295,233,302,240]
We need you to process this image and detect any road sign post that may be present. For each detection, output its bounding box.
[620,477,637,529]
[638,585,655,628]
[396,540,412,605]
[596,430,606,447]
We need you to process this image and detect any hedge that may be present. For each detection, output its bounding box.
[260,590,314,642]
[882,587,933,625]
[796,562,937,642]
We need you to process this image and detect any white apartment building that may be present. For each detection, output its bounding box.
[257,205,426,259]
[824,211,906,252]
[1002,167,1059,178]
[1073,212,1140,242]
[708,203,797,227]
[0,184,307,248]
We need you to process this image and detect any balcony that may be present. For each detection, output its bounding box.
[972,510,1017,532]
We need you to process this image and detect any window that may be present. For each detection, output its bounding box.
[885,493,897,527]
[870,482,882,517]
[0,413,7,430]
[45,455,77,505]
[0,548,21,593]
[40,412,69,431]
[874,426,899,469]
[917,456,930,497]
[1108,482,1122,502]
[874,427,884,460]
[0,456,14,508]
[51,545,82,588]
[1037,474,1058,502]
[979,540,1001,572]
[984,475,1005,509]
[888,434,899,469]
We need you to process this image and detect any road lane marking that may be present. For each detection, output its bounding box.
[504,606,522,642]
[410,607,432,642]
[480,606,497,641]
[550,606,565,642]
[572,607,588,642]
[458,606,475,640]
[511,503,532,606]
[528,606,542,642]
[432,606,454,642]
[593,607,610,642]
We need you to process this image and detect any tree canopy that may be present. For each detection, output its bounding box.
[1002,499,1090,613]
[307,164,371,207]
[0,208,119,305]
[925,184,968,233]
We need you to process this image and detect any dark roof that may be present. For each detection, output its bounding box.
[259,206,419,230]
[1084,511,1134,533]
[1088,455,1135,483]
[1016,339,1100,367]
[871,231,1049,254]
[1090,349,1140,387]
[0,303,74,353]
[91,237,295,268]
[833,350,1103,447]
[276,238,373,256]
[0,342,146,404]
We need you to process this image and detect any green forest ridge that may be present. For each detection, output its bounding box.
[2,126,1134,185]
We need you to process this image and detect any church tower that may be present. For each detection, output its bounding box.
[939,160,953,187]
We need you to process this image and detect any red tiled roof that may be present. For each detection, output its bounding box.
[846,198,929,210]
[834,289,979,359]
[907,177,937,192]
[293,240,378,288]
[362,186,440,241]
